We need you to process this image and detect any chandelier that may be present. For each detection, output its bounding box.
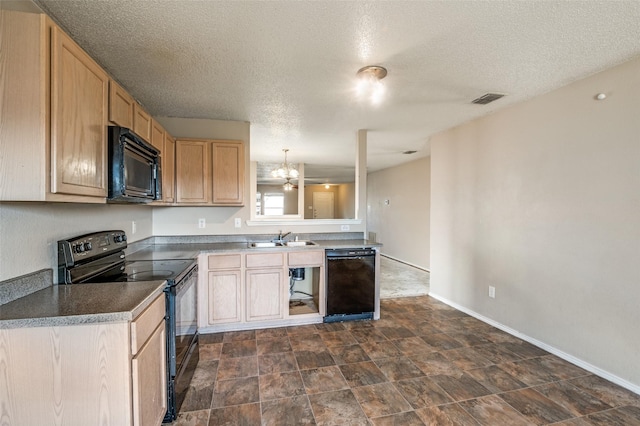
[271,149,299,180]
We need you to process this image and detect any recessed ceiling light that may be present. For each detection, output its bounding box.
[595,93,607,100]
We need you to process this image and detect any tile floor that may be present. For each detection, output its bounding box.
[379,256,429,299]
[169,295,640,425]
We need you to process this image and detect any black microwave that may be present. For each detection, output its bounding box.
[107,126,161,203]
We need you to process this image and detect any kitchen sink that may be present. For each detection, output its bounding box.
[248,242,283,248]
[285,240,317,247]
[247,240,317,248]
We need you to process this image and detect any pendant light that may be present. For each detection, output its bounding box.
[271,149,299,180]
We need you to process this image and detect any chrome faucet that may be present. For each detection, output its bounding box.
[273,230,291,243]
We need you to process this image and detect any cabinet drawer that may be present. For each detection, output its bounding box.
[288,250,324,267]
[131,294,165,355]
[246,252,284,268]
[208,253,242,270]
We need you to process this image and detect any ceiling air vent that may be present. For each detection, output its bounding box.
[471,93,505,105]
[402,150,417,155]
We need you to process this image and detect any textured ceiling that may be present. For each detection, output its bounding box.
[33,0,640,172]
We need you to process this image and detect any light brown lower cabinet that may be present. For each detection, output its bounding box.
[206,269,243,325]
[198,250,325,332]
[0,295,166,426]
[245,268,285,322]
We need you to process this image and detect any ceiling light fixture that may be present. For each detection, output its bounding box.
[271,149,299,180]
[283,178,294,191]
[356,65,387,105]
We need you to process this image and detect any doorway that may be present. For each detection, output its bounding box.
[312,192,334,219]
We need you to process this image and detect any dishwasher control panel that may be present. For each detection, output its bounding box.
[326,248,376,258]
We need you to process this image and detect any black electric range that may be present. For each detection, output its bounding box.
[57,230,199,422]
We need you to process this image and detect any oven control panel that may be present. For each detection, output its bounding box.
[58,230,127,267]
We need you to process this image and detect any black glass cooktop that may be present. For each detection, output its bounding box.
[121,259,195,282]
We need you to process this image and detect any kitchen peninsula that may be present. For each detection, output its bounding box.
[0,233,380,425]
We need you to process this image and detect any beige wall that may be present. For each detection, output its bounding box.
[338,183,356,219]
[303,184,355,219]
[153,117,364,236]
[152,117,252,236]
[367,157,430,269]
[0,203,153,281]
[0,118,362,282]
[430,56,640,390]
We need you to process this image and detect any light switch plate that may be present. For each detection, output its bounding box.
[234,218,242,228]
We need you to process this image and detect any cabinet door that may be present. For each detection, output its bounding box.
[207,270,242,324]
[108,80,134,128]
[175,139,211,204]
[133,103,152,142]
[51,26,108,197]
[246,269,284,322]
[132,322,167,426]
[0,10,48,201]
[150,119,165,154]
[211,141,245,205]
[162,133,176,203]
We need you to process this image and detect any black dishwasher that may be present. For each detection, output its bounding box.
[325,248,376,322]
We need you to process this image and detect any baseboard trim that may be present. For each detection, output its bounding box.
[428,292,640,396]
[380,254,430,272]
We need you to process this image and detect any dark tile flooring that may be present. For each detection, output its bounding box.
[169,296,640,425]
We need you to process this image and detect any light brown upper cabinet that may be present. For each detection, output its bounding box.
[150,119,178,205]
[211,141,245,205]
[51,26,109,198]
[108,80,134,128]
[175,139,244,206]
[175,139,210,204]
[0,10,107,202]
[162,133,176,203]
[133,104,152,143]
[150,119,165,154]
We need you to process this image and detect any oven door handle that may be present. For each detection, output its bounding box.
[174,266,198,293]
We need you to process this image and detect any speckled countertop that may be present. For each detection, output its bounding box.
[0,281,166,329]
[126,239,381,258]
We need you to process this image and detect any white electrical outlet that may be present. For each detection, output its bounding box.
[234,218,241,228]
[341,225,350,231]
[131,221,137,235]
[198,218,206,228]
[489,286,496,298]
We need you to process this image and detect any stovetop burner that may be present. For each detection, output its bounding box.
[123,259,196,282]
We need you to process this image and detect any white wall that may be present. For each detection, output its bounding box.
[0,203,153,281]
[430,57,640,389]
[367,157,430,269]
